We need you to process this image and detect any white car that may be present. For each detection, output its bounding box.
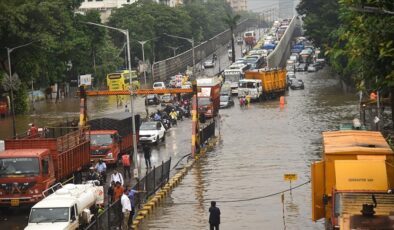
[139,121,166,145]
[203,59,215,68]
[153,82,166,90]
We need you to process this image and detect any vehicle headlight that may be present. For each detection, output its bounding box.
[107,152,113,158]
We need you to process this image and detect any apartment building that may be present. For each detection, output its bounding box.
[226,0,247,12]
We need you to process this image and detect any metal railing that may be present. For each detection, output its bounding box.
[152,19,257,81]
[199,119,215,145]
[85,158,171,230]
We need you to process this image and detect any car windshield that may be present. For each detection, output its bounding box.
[220,96,229,101]
[198,97,212,106]
[147,94,156,99]
[140,122,158,130]
[90,134,113,146]
[162,95,171,100]
[0,157,39,176]
[153,83,163,88]
[29,207,69,223]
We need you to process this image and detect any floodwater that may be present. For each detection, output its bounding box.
[140,68,358,229]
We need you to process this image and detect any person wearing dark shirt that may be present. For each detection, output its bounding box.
[209,201,221,230]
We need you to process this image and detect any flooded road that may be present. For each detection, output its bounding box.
[140,68,358,229]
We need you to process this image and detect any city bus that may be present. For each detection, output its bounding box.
[106,70,140,91]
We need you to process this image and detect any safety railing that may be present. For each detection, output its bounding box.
[199,119,215,145]
[85,158,171,230]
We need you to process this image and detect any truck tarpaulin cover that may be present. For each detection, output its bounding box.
[335,160,388,191]
[88,112,140,137]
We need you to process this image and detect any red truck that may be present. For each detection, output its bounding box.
[88,112,139,165]
[0,128,90,207]
[197,77,221,118]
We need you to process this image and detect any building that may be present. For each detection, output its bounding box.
[78,0,183,22]
[226,0,247,12]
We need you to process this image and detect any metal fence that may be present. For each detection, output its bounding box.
[85,158,171,230]
[199,119,215,145]
[152,19,257,81]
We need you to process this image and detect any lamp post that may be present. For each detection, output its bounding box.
[84,22,140,178]
[137,40,147,86]
[6,41,34,138]
[163,33,195,77]
[167,45,182,57]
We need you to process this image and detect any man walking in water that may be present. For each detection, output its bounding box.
[142,145,152,169]
[209,201,221,230]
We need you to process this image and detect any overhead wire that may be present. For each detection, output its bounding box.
[163,180,311,206]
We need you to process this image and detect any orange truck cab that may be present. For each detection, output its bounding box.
[88,112,139,165]
[0,128,90,208]
[197,77,221,119]
[311,131,394,229]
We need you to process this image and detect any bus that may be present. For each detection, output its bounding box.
[223,63,251,95]
[106,70,140,91]
[243,31,256,46]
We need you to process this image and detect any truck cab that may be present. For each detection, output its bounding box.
[311,131,394,229]
[0,149,55,207]
[26,183,103,230]
[197,78,221,118]
[89,130,120,164]
[238,79,262,100]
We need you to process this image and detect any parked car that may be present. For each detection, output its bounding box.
[145,94,160,105]
[161,94,173,105]
[203,59,215,68]
[296,63,307,72]
[139,121,166,144]
[153,81,166,90]
[307,64,317,72]
[220,95,234,108]
[286,72,296,86]
[290,79,305,90]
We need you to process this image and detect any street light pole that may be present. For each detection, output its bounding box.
[163,33,195,77]
[84,22,140,178]
[137,41,147,86]
[6,41,34,138]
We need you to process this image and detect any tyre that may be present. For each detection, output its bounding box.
[155,136,159,145]
[161,134,165,142]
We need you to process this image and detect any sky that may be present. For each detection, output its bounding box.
[247,0,301,17]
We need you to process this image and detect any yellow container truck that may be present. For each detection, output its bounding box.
[243,68,287,100]
[311,131,394,229]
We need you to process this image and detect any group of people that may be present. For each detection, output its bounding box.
[239,95,251,108]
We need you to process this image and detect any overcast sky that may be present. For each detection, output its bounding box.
[248,0,300,16]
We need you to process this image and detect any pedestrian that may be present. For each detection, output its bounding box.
[113,181,124,202]
[110,169,124,186]
[142,145,152,169]
[107,181,115,204]
[209,201,221,230]
[122,153,131,179]
[28,123,39,138]
[125,105,130,112]
[87,167,99,181]
[127,187,146,226]
[121,188,131,230]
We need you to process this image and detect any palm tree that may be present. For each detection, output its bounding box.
[223,12,241,63]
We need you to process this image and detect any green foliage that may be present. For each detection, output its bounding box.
[223,11,241,62]
[14,83,28,114]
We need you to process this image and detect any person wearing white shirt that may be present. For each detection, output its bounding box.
[110,169,124,186]
[121,190,131,230]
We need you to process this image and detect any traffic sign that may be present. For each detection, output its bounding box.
[284,173,298,181]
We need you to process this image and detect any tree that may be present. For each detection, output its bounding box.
[223,11,241,63]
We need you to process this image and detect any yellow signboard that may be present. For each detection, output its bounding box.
[284,174,298,181]
[335,160,388,191]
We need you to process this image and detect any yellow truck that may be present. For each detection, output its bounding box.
[311,131,394,229]
[241,68,287,100]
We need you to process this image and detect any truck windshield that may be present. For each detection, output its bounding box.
[0,157,39,176]
[29,207,69,223]
[90,134,113,146]
[239,82,257,88]
[225,73,241,82]
[198,97,212,106]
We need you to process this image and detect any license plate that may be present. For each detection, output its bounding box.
[11,199,19,206]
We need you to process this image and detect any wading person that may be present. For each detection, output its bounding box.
[209,201,221,230]
[110,169,124,186]
[121,189,131,230]
[143,145,152,169]
[122,153,131,179]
